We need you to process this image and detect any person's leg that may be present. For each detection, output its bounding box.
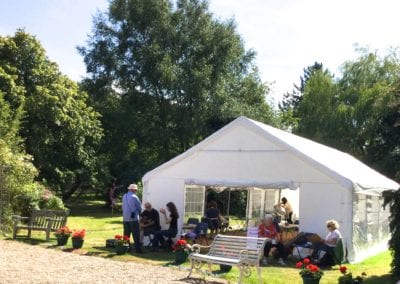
[152,231,162,248]
[287,212,293,224]
[276,242,286,259]
[123,221,134,246]
[132,220,142,252]
[264,242,272,258]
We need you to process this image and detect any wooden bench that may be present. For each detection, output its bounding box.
[12,209,69,241]
[188,234,268,284]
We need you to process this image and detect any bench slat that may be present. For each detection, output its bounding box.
[188,234,268,284]
[13,209,69,241]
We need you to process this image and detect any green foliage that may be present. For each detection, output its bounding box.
[0,31,106,200]
[280,48,400,182]
[79,0,275,186]
[383,189,400,277]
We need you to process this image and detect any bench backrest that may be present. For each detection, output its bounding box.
[29,209,69,230]
[208,234,267,264]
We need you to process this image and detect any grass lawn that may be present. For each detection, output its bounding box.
[5,196,397,284]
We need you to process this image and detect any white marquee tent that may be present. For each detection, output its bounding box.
[142,116,399,262]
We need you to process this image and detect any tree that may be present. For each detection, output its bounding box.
[280,48,400,182]
[383,189,400,278]
[0,31,105,200]
[279,62,324,130]
[79,0,275,185]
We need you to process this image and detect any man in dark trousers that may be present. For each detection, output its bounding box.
[122,183,143,253]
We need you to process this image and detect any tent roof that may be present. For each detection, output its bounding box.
[143,116,399,193]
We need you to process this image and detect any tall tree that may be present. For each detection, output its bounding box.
[279,62,324,129]
[0,31,105,200]
[79,0,275,185]
[280,49,400,181]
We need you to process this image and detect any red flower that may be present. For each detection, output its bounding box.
[115,235,122,240]
[303,258,311,264]
[123,235,130,241]
[310,265,319,273]
[172,239,190,252]
[340,265,347,274]
[296,261,303,268]
[72,229,86,239]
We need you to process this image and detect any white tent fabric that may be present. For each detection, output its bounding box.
[142,116,399,262]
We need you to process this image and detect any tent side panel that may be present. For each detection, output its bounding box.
[143,178,185,234]
[299,183,352,254]
[351,193,390,262]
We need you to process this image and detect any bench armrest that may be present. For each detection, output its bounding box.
[191,243,211,254]
[12,215,28,222]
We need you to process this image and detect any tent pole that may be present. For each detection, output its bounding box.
[227,189,231,216]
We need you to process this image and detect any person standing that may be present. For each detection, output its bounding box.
[122,183,143,253]
[280,197,293,224]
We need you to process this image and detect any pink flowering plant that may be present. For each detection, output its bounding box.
[296,258,324,279]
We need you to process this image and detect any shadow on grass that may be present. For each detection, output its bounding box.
[364,274,398,284]
[9,237,50,245]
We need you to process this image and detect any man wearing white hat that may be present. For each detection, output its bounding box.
[122,183,143,253]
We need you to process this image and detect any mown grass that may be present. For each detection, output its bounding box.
[5,196,398,284]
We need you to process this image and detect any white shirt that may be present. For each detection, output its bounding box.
[325,229,342,247]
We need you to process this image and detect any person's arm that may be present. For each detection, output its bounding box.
[160,208,172,224]
[258,224,265,237]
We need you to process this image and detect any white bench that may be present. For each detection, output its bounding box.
[187,234,268,284]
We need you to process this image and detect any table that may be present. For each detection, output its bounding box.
[279,224,299,243]
[181,224,196,234]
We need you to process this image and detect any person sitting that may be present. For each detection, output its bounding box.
[140,202,160,245]
[258,214,286,266]
[205,200,220,236]
[152,202,179,251]
[309,219,342,265]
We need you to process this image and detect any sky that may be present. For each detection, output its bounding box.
[1,0,400,105]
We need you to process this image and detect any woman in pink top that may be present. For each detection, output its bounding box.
[258,214,286,265]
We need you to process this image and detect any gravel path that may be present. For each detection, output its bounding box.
[0,240,227,284]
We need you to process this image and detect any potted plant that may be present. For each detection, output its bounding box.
[54,226,72,246]
[114,234,130,255]
[296,258,324,284]
[172,239,192,264]
[338,266,366,283]
[71,229,86,249]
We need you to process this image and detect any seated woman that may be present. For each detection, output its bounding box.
[258,214,286,266]
[152,202,179,250]
[309,219,342,264]
[205,200,220,236]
